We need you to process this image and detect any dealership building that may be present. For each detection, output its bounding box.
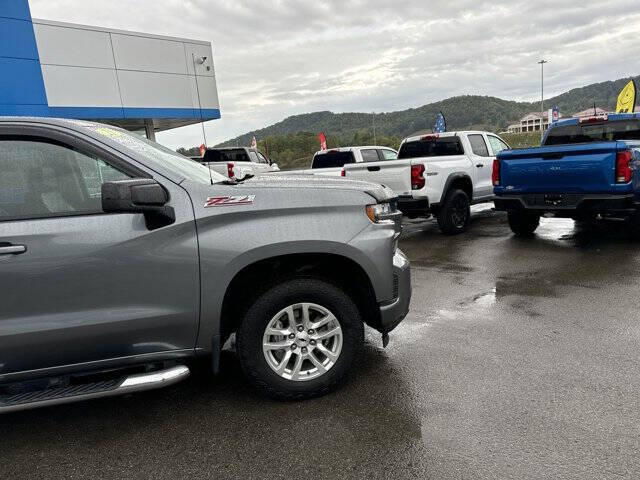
[0,0,220,140]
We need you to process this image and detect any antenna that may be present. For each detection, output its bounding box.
[192,53,213,185]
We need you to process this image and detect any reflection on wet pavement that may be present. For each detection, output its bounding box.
[3,206,640,479]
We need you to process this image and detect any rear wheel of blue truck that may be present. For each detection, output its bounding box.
[236,278,364,400]
[437,189,471,235]
[507,211,540,236]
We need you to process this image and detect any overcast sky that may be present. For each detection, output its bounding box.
[30,0,640,149]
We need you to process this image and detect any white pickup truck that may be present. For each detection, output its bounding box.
[200,147,279,179]
[282,146,398,176]
[343,131,511,234]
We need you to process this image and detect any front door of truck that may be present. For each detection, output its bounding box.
[0,132,200,377]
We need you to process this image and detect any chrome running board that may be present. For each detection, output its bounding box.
[0,365,190,413]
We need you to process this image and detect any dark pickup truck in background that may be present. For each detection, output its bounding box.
[493,113,640,236]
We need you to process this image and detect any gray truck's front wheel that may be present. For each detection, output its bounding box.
[236,278,364,400]
[507,211,540,236]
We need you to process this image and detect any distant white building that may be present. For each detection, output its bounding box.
[506,111,561,133]
[507,105,640,134]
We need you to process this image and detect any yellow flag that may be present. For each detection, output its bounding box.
[616,80,636,113]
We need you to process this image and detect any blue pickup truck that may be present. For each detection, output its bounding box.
[493,113,640,235]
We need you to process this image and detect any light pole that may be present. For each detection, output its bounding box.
[538,59,548,142]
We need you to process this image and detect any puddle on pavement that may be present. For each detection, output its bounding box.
[496,275,558,298]
[411,258,474,273]
[536,217,575,242]
[458,289,497,308]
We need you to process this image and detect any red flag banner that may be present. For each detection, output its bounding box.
[318,132,327,151]
[199,144,206,157]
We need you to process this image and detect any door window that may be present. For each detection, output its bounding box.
[248,151,261,163]
[380,149,398,161]
[487,136,510,155]
[468,135,490,157]
[256,152,269,164]
[0,139,131,221]
[361,149,380,162]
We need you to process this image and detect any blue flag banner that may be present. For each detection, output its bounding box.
[433,112,446,133]
[551,105,559,122]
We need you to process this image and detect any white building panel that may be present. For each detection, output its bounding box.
[189,75,220,110]
[33,23,115,69]
[41,65,122,107]
[185,43,215,77]
[29,18,220,131]
[118,71,193,109]
[111,34,188,75]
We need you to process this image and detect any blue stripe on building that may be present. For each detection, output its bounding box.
[48,107,221,121]
[0,0,48,110]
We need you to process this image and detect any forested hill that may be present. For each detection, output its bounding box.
[216,75,640,148]
[176,75,640,169]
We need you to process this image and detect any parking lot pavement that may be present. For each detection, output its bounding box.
[3,206,640,479]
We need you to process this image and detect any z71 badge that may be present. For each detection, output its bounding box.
[204,195,256,207]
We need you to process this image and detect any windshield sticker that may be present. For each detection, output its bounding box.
[90,127,126,139]
[205,195,255,207]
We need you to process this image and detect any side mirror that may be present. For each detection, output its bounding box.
[271,163,279,170]
[102,179,175,229]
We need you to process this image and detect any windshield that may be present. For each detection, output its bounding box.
[398,136,464,159]
[545,119,640,145]
[312,151,355,168]
[85,125,226,184]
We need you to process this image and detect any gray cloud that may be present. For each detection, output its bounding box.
[30,0,640,148]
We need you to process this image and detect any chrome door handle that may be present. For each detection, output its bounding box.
[0,245,27,255]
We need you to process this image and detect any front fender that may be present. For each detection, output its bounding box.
[194,239,380,352]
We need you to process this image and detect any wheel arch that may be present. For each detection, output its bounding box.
[442,172,473,203]
[219,252,380,339]
[197,244,382,371]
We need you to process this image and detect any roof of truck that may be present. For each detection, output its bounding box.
[312,146,397,156]
[402,130,496,143]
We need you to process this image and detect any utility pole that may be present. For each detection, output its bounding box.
[538,59,548,142]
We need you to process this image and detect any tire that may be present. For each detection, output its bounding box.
[437,189,471,235]
[236,277,364,400]
[507,211,540,236]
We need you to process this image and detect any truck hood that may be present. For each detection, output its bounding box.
[239,174,398,203]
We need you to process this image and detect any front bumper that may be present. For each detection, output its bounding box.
[378,249,411,333]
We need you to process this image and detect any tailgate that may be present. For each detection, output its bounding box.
[498,142,620,194]
[344,160,413,195]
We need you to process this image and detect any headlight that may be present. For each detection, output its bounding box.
[365,202,396,223]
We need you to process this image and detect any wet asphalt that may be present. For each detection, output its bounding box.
[3,206,640,479]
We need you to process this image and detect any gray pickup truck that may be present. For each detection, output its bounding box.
[0,118,411,412]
